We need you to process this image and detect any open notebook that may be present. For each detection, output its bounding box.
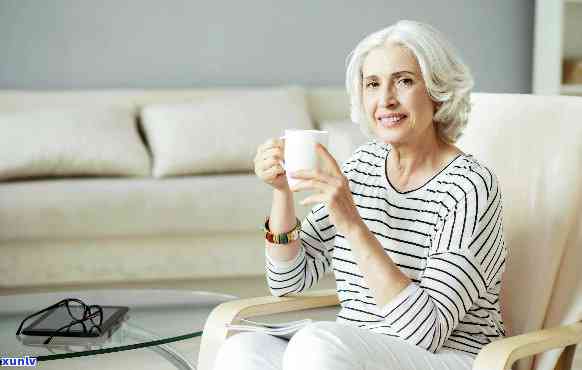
[225,318,314,340]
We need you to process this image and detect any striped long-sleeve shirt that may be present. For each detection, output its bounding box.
[265,141,507,356]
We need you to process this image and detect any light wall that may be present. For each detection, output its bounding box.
[0,0,533,92]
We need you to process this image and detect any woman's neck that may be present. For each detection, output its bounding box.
[388,134,451,178]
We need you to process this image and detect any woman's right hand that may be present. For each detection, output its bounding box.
[254,138,289,191]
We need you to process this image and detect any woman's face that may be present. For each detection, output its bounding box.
[362,42,438,146]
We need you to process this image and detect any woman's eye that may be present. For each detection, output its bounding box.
[365,81,379,88]
[397,78,413,87]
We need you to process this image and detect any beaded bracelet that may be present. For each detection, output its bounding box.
[264,217,301,244]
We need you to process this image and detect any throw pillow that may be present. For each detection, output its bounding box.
[140,87,313,177]
[0,107,151,181]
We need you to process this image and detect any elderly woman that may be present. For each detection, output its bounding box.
[215,20,506,370]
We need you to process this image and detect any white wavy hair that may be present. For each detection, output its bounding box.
[345,20,474,143]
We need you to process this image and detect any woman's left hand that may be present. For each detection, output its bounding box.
[290,144,364,236]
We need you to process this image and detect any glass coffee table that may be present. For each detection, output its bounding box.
[0,289,237,369]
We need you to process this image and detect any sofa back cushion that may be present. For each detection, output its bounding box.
[140,87,314,178]
[319,119,368,165]
[0,106,150,180]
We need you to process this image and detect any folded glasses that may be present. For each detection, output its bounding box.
[16,298,104,345]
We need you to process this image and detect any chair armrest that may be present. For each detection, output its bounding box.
[473,321,582,370]
[197,289,339,370]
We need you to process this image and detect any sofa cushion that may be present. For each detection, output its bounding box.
[0,107,150,180]
[0,175,312,241]
[140,87,313,178]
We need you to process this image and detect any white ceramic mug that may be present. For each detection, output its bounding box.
[281,129,329,188]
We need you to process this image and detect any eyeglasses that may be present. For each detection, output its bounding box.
[16,298,104,344]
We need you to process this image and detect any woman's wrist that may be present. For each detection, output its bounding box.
[273,186,292,197]
[269,188,296,233]
[343,219,369,241]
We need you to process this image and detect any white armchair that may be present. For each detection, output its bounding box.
[198,93,582,370]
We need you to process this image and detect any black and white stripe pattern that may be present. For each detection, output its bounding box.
[266,141,507,356]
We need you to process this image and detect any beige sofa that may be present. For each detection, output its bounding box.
[0,86,366,289]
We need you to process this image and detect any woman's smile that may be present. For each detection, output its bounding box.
[376,113,408,128]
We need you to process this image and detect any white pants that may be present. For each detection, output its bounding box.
[214,321,474,370]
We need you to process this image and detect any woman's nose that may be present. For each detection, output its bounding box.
[379,88,397,108]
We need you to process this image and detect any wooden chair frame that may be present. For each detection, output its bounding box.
[198,289,582,370]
